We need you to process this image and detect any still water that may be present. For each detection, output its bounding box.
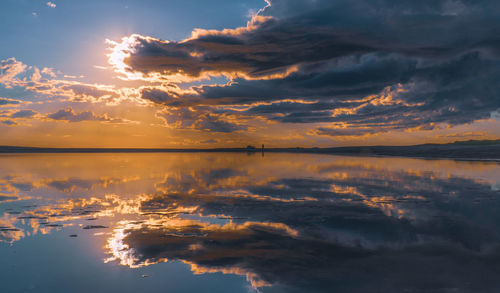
[0,153,499,293]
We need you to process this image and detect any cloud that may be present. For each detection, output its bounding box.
[313,127,385,137]
[0,104,139,127]
[0,97,21,107]
[0,58,27,87]
[0,58,139,105]
[200,139,217,144]
[1,1,499,140]
[1,120,16,126]
[110,0,500,82]
[156,108,247,133]
[46,2,56,8]
[436,132,486,139]
[61,84,120,102]
[46,107,137,124]
[9,109,37,119]
[104,0,500,136]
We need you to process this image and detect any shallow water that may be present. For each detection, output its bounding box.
[1,153,499,293]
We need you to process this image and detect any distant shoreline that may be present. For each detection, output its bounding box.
[1,140,499,161]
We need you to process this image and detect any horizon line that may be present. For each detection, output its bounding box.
[1,138,500,151]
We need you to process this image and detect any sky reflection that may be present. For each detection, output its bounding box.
[0,153,499,292]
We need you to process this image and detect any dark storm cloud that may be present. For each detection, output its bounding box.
[122,0,500,79]
[189,53,418,104]
[115,0,500,135]
[146,51,500,135]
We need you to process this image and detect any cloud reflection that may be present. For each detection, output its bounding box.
[0,153,499,292]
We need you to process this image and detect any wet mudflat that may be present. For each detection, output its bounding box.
[1,153,499,293]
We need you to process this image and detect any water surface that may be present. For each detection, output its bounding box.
[1,153,500,292]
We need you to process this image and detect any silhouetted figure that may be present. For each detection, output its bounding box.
[261,144,265,157]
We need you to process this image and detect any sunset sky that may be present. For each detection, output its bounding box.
[1,0,499,148]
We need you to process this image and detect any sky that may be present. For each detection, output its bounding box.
[0,0,499,148]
